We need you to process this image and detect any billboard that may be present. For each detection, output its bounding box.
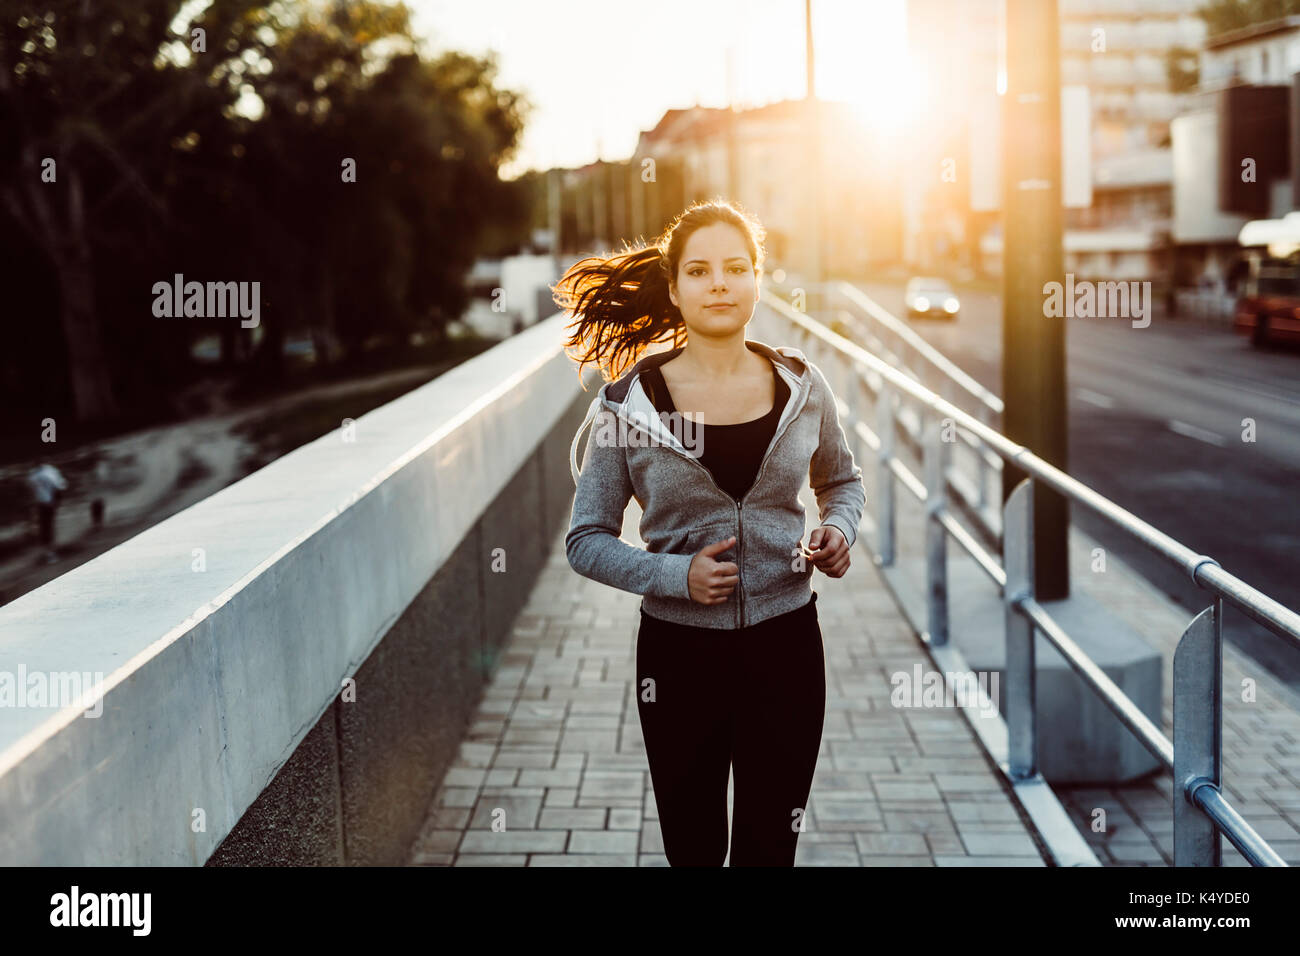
[1218,84,1290,218]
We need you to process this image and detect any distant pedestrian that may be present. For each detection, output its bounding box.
[91,461,108,530]
[27,461,67,564]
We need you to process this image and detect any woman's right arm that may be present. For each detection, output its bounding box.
[565,407,695,600]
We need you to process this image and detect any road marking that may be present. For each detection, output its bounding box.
[1167,419,1226,447]
[1074,387,1114,409]
[1200,371,1300,408]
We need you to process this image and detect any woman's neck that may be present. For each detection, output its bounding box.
[672,337,757,380]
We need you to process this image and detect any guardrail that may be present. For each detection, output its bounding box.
[758,283,1297,867]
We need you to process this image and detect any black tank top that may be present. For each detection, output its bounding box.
[641,359,789,503]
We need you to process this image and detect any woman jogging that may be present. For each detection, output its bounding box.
[556,198,866,866]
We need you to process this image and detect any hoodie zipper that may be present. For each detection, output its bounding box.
[614,362,812,628]
[731,386,808,627]
[641,429,745,627]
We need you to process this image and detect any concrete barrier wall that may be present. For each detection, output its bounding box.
[0,315,592,865]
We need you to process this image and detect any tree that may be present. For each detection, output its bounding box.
[0,0,263,422]
[1166,45,1200,93]
[1196,0,1300,39]
[0,0,531,426]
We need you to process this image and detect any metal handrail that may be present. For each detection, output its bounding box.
[758,284,1298,866]
[831,281,1004,415]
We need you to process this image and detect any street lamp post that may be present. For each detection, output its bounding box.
[1001,0,1069,600]
[805,0,823,287]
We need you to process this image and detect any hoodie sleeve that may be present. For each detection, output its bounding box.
[807,361,866,549]
[565,407,695,600]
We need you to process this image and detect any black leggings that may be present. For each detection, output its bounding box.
[635,591,826,866]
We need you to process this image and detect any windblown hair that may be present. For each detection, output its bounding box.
[554,197,767,385]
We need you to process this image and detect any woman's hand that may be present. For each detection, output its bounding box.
[687,535,739,604]
[806,525,850,578]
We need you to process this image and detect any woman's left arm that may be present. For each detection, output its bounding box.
[806,362,866,552]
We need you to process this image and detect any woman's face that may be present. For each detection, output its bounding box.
[668,223,759,336]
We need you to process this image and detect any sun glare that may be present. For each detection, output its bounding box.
[812,0,925,138]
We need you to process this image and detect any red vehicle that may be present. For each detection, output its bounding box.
[1234,214,1300,348]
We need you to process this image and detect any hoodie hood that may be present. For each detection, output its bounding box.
[569,339,813,484]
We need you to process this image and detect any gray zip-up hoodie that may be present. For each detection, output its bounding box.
[566,338,866,629]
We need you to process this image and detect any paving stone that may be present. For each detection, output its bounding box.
[860,855,936,866]
[457,829,567,854]
[568,830,640,854]
[946,800,1022,823]
[608,808,642,830]
[538,808,606,829]
[925,831,967,854]
[410,829,462,854]
[872,778,944,801]
[958,829,1043,856]
[441,767,488,788]
[881,810,960,835]
[794,843,863,865]
[491,750,558,769]
[468,795,542,830]
[528,854,638,866]
[452,854,528,866]
[1108,841,1168,864]
[934,855,1046,866]
[854,832,929,855]
[517,769,582,788]
[935,774,1004,793]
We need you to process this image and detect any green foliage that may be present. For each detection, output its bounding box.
[1166,45,1201,93]
[1196,0,1300,38]
[0,0,530,424]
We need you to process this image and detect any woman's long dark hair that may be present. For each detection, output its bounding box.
[554,197,767,385]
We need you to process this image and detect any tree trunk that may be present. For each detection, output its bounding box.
[57,243,119,422]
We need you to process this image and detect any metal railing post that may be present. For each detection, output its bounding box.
[1004,478,1036,779]
[876,383,896,567]
[975,406,990,513]
[846,361,864,462]
[924,415,950,647]
[1173,602,1222,866]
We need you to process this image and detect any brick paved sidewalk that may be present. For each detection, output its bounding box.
[407,500,1048,867]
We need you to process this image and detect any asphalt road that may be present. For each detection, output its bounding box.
[852,280,1300,693]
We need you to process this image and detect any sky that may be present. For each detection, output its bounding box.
[406,0,912,180]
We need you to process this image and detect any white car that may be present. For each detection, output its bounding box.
[905,277,960,320]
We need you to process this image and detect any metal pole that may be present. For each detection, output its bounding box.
[804,0,823,285]
[924,416,950,646]
[1173,603,1222,866]
[1001,0,1069,600]
[1004,478,1036,779]
[876,383,896,567]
